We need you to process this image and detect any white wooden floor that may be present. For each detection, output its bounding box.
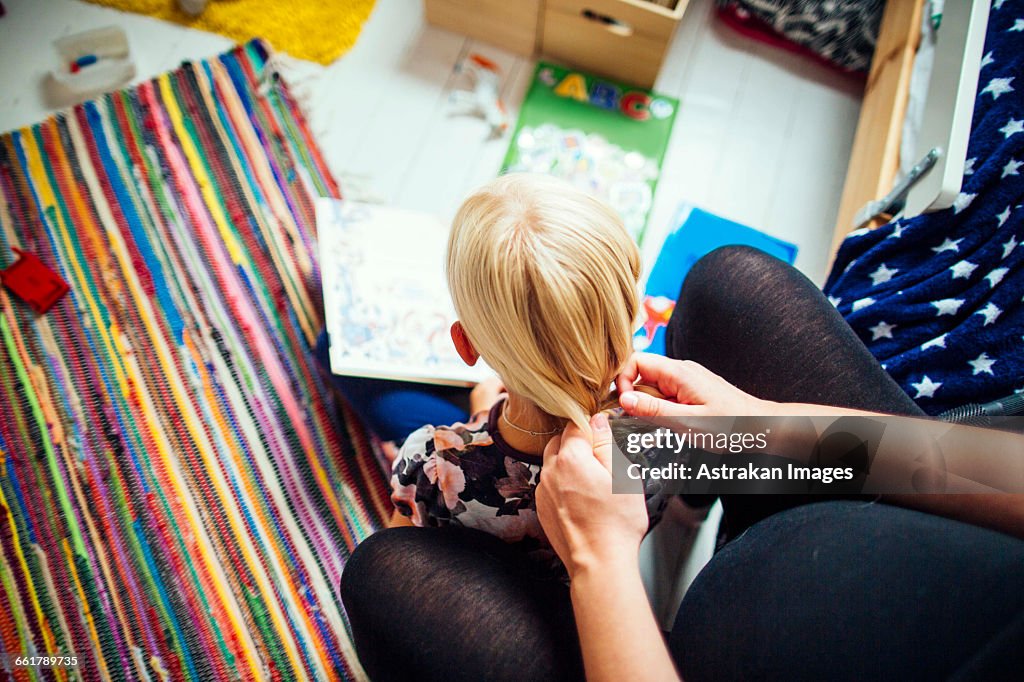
[0,0,861,284]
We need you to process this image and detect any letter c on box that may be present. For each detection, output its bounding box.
[620,92,651,121]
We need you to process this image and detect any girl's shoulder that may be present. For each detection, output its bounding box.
[396,410,495,464]
[390,405,546,541]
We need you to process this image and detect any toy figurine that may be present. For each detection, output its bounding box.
[450,53,508,138]
[178,0,208,16]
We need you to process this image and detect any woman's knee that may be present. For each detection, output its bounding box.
[340,527,583,681]
[665,246,798,360]
[681,245,790,304]
[341,528,400,612]
[340,528,434,680]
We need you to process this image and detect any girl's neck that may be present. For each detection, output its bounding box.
[498,394,566,456]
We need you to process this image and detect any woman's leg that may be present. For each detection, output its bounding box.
[664,246,927,537]
[340,526,584,681]
[673,500,1024,681]
[340,512,1024,681]
[665,246,923,416]
[665,249,1024,679]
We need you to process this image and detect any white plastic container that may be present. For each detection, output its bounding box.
[51,26,135,96]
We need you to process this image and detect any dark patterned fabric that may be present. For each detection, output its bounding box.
[391,399,668,569]
[825,1,1024,416]
[391,400,548,542]
[717,0,884,74]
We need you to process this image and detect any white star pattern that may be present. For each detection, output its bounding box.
[843,258,858,274]
[1002,234,1018,259]
[819,16,1023,402]
[998,206,1012,226]
[911,376,942,399]
[852,297,875,312]
[869,263,898,286]
[985,267,1008,288]
[868,321,896,340]
[994,0,1007,9]
[952,192,977,213]
[982,77,1015,99]
[1001,118,1024,138]
[950,260,978,279]
[968,353,997,376]
[976,302,1002,325]
[932,237,963,253]
[932,298,965,316]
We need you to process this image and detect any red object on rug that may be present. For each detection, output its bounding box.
[1,248,70,313]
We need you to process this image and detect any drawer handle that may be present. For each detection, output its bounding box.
[581,9,634,37]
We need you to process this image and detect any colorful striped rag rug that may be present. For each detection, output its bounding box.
[0,39,389,680]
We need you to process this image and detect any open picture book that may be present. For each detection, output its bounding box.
[317,198,493,386]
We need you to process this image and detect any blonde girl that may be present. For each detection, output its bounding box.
[389,173,642,540]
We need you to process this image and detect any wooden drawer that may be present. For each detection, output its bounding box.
[547,0,685,40]
[423,0,542,57]
[542,0,687,88]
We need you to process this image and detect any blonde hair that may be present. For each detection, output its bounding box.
[447,174,641,430]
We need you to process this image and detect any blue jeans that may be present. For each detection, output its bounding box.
[315,331,469,443]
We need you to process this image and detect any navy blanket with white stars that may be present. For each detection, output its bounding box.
[824,0,1024,416]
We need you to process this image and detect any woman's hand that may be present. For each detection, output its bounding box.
[536,413,648,580]
[469,375,506,416]
[617,353,775,417]
[537,413,681,682]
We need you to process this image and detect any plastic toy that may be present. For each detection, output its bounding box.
[0,248,70,314]
[634,295,676,351]
[178,0,209,16]
[70,54,99,73]
[52,26,135,97]
[450,53,508,138]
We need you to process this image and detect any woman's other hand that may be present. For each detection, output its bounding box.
[617,353,775,417]
[537,413,681,681]
[536,413,648,580]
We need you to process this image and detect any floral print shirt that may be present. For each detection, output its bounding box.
[391,399,669,569]
[391,399,547,545]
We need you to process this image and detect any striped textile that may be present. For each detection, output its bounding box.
[0,40,389,681]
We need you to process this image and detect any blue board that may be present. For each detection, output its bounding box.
[635,205,798,355]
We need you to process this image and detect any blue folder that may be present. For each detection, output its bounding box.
[636,205,798,355]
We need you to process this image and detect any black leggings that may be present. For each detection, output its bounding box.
[668,246,925,540]
[340,247,1024,681]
